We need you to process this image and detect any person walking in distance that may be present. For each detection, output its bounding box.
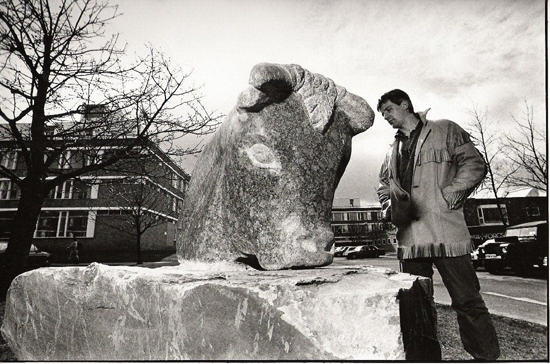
[67,233,81,264]
[376,89,500,360]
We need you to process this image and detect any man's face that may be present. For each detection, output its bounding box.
[379,100,409,130]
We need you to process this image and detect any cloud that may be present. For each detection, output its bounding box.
[110,0,545,200]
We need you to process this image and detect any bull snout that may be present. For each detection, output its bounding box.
[256,214,334,269]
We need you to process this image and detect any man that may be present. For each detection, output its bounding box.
[376,89,500,360]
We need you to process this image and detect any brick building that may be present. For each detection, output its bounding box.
[0,114,189,263]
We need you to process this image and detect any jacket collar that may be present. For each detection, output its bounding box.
[390,108,432,181]
[417,108,430,125]
[393,108,430,140]
[413,108,432,167]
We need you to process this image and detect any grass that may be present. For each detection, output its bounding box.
[436,303,548,361]
[0,299,547,361]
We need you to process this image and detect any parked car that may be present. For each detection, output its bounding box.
[482,221,548,276]
[342,246,355,257]
[334,246,351,257]
[346,245,386,259]
[470,247,481,269]
[0,242,51,268]
[471,241,491,270]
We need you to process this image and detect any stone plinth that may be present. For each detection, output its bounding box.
[1,263,426,361]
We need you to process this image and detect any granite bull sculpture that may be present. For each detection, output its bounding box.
[176,63,375,270]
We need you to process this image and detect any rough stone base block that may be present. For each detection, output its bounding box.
[1,263,426,360]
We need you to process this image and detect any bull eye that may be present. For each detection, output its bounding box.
[245,143,281,173]
[249,143,274,164]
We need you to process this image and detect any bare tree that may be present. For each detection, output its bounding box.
[0,0,219,291]
[502,101,547,192]
[98,175,179,265]
[366,221,388,245]
[466,104,510,226]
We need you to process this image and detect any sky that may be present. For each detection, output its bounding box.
[108,0,546,203]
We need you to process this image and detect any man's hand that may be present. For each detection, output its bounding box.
[442,189,467,210]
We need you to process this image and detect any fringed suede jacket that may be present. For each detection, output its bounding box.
[377,109,486,260]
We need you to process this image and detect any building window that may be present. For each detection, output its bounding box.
[0,151,18,169]
[526,206,541,217]
[66,211,89,237]
[58,151,72,169]
[1,180,10,199]
[57,150,85,169]
[73,180,92,199]
[172,173,179,189]
[0,180,20,200]
[349,224,366,234]
[477,204,508,225]
[332,225,349,234]
[49,180,93,199]
[35,210,93,238]
[55,180,72,199]
[367,211,380,222]
[332,212,346,221]
[0,211,15,239]
[35,211,60,237]
[348,212,359,221]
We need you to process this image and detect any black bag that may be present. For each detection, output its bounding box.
[398,279,442,361]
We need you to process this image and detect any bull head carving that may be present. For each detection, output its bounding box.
[177,63,374,270]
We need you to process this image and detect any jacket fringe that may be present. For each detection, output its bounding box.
[416,148,454,165]
[398,242,474,260]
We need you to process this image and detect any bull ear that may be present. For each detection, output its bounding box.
[294,69,339,134]
[333,91,375,136]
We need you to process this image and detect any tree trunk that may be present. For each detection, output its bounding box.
[0,178,45,297]
[136,221,143,265]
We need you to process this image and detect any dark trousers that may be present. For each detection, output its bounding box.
[401,254,501,360]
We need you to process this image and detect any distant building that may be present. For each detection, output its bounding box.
[331,198,396,251]
[0,108,189,263]
[333,189,548,252]
[464,188,548,246]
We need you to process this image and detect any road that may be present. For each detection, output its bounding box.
[332,255,548,326]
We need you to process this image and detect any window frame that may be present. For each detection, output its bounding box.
[0,151,18,169]
[34,210,95,238]
[477,204,509,225]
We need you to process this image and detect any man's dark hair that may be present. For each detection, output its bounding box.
[377,89,414,113]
